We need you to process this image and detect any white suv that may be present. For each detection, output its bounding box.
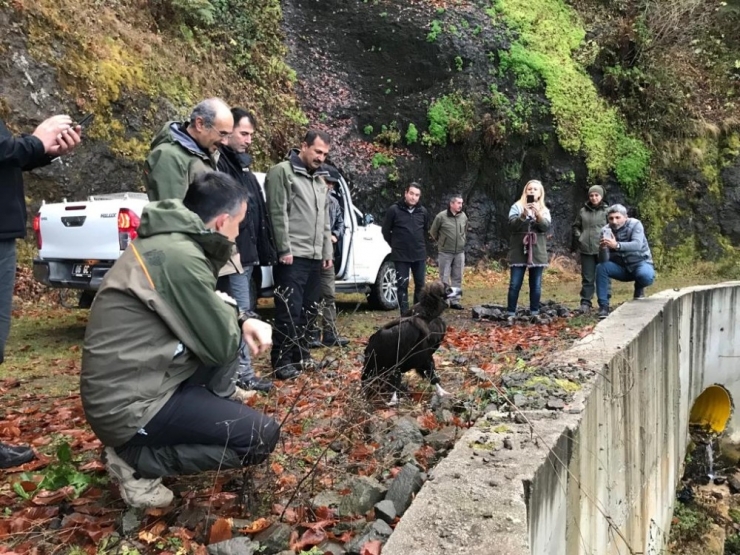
[33,172,399,310]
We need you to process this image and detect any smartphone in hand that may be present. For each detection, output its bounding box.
[75,113,95,129]
[526,194,535,204]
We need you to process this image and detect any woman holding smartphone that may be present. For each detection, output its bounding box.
[506,180,551,316]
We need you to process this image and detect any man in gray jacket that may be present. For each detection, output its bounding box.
[430,194,467,309]
[595,204,655,319]
[265,130,333,377]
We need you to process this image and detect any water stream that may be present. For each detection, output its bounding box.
[706,441,715,480]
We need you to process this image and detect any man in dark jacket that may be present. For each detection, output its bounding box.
[0,114,81,469]
[382,183,430,314]
[217,108,277,392]
[82,172,278,508]
[595,204,655,319]
[265,131,333,378]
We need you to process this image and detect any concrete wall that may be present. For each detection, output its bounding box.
[383,282,740,555]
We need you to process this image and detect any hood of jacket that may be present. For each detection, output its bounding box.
[138,200,235,272]
[150,121,210,161]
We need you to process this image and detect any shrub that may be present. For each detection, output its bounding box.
[405,123,418,144]
[422,93,476,147]
[377,122,402,146]
[363,125,374,135]
[371,152,395,168]
[427,20,443,42]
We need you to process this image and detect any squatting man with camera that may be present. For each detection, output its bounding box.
[595,204,655,320]
[80,172,280,509]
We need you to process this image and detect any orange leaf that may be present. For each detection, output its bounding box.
[207,518,232,545]
[290,528,326,552]
[240,517,271,534]
[270,462,284,475]
[361,540,383,555]
[139,520,168,544]
[31,486,75,505]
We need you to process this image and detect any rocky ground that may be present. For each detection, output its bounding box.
[0,267,600,555]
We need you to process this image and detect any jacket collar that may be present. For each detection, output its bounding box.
[170,122,211,161]
[289,150,329,179]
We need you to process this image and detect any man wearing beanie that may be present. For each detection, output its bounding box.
[595,204,655,319]
[572,185,608,313]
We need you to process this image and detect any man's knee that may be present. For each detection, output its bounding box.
[635,265,655,286]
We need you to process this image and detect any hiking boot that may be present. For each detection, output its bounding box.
[597,306,609,320]
[238,376,274,393]
[306,331,323,350]
[322,333,349,347]
[448,302,464,310]
[633,287,646,300]
[579,302,591,315]
[103,447,174,508]
[274,363,302,380]
[0,442,35,469]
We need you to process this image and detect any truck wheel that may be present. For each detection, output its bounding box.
[368,259,398,310]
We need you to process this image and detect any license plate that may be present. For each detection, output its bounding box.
[72,264,92,278]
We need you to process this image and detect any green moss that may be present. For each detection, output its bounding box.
[19,0,303,165]
[553,378,581,393]
[492,424,512,433]
[422,93,476,147]
[491,0,649,191]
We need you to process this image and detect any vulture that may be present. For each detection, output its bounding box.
[362,281,454,405]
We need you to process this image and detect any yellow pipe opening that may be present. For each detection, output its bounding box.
[689,385,733,434]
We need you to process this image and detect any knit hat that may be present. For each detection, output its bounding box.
[588,185,604,197]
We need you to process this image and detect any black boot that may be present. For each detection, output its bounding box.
[0,443,35,469]
[306,330,323,349]
[322,330,349,347]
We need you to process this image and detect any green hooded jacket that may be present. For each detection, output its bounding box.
[265,152,332,261]
[81,200,240,447]
[572,201,608,255]
[144,121,218,202]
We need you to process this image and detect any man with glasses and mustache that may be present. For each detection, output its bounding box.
[145,98,234,201]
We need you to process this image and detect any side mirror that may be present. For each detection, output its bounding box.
[363,213,375,226]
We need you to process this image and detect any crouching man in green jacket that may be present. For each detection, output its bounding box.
[81,172,279,509]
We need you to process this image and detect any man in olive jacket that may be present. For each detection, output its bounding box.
[81,173,278,509]
[430,194,467,309]
[265,130,333,377]
[144,98,233,201]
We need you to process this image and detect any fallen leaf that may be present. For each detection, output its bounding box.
[240,517,270,534]
[207,518,232,545]
[361,540,383,555]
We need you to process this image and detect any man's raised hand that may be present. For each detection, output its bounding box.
[32,115,72,154]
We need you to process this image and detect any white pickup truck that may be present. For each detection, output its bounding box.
[32,172,399,310]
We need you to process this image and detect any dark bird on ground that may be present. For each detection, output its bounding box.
[362,281,455,405]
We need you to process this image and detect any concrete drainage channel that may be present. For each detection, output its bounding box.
[381,282,740,555]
